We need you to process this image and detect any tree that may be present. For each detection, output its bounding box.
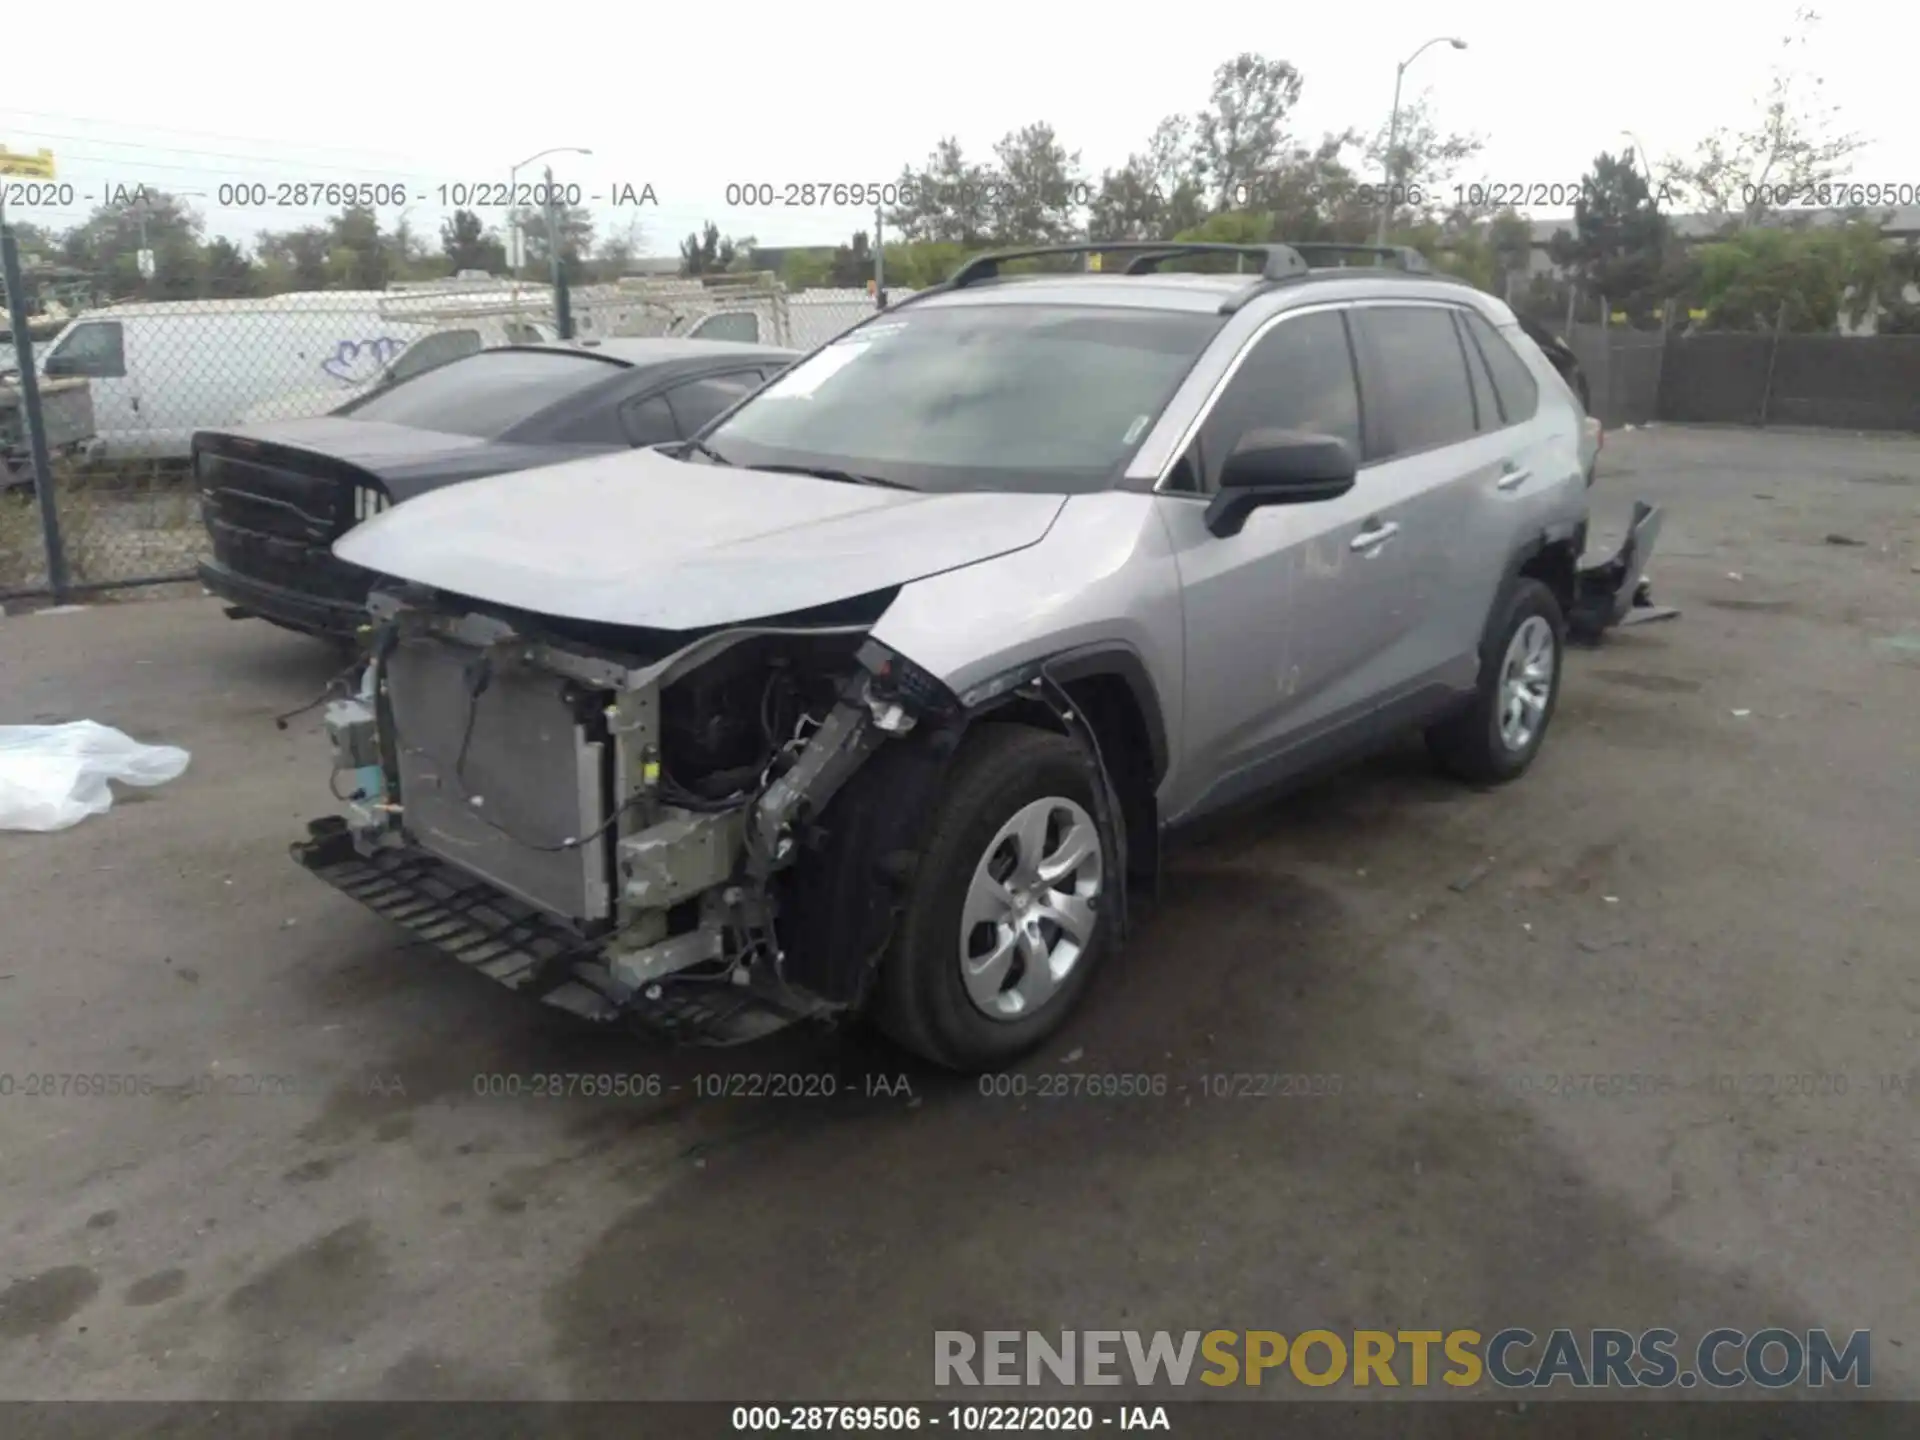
[678,221,755,276]
[987,122,1086,245]
[513,203,595,268]
[1089,116,1213,242]
[439,208,506,275]
[1194,53,1304,211]
[781,249,836,290]
[1665,7,1867,227]
[589,217,647,281]
[1248,131,1373,242]
[1688,221,1887,331]
[200,237,258,298]
[827,230,873,288]
[1547,151,1674,324]
[61,190,205,300]
[256,226,332,291]
[880,241,969,289]
[1363,91,1483,233]
[886,137,995,246]
[325,205,392,290]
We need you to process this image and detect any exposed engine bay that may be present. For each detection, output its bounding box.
[294,583,993,1044]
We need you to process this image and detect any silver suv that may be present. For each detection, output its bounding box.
[296,242,1659,1071]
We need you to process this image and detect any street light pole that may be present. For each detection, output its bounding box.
[1374,36,1467,247]
[506,145,592,282]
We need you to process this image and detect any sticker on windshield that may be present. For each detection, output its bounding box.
[1122,414,1151,446]
[763,342,869,399]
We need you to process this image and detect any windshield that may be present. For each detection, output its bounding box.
[338,348,622,438]
[706,303,1222,493]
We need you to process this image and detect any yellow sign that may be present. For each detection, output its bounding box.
[1088,254,1103,272]
[0,146,56,179]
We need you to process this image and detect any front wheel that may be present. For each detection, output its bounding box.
[876,724,1110,1070]
[1426,577,1565,784]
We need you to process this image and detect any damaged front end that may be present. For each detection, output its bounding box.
[293,585,961,1044]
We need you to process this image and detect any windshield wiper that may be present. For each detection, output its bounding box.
[679,438,733,466]
[748,463,913,491]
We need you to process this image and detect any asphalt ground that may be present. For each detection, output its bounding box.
[0,423,1915,1405]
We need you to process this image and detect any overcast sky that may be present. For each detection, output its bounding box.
[5,0,1915,259]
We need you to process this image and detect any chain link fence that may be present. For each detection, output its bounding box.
[1,273,906,603]
[22,251,1918,606]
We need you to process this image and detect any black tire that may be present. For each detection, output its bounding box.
[876,723,1110,1071]
[1426,577,1565,785]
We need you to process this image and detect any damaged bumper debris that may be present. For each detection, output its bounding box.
[1569,501,1674,644]
[293,588,957,1045]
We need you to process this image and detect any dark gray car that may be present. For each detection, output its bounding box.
[194,338,796,639]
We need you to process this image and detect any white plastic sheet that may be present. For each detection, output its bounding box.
[0,722,191,833]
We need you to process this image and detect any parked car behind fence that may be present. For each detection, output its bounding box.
[194,338,796,640]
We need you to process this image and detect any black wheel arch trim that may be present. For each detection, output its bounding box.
[1500,520,1584,603]
[956,641,1169,789]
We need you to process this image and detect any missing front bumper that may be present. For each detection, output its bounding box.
[293,819,815,1045]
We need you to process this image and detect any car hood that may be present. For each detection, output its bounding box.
[334,445,1069,630]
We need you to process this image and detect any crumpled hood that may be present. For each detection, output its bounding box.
[334,445,1068,630]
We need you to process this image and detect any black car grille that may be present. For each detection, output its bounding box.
[198,448,378,601]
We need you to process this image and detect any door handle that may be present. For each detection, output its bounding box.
[1349,520,1400,552]
[1497,465,1530,491]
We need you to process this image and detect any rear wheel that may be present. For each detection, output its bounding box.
[1426,577,1564,784]
[876,724,1109,1071]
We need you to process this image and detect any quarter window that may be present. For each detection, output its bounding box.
[1462,311,1541,425]
[1455,312,1502,433]
[620,394,679,447]
[384,329,483,384]
[688,311,760,343]
[664,372,758,435]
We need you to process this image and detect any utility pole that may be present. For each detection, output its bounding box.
[873,198,886,309]
[545,165,573,340]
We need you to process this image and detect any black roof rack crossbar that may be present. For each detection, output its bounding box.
[1217,242,1445,313]
[1287,243,1431,273]
[947,241,1309,288]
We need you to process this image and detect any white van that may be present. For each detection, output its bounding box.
[677,286,914,351]
[37,292,558,461]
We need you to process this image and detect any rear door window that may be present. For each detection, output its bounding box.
[1354,306,1478,457]
[340,348,624,437]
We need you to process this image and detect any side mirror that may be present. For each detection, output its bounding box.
[1204,429,1358,538]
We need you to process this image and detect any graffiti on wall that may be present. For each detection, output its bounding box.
[322,336,408,386]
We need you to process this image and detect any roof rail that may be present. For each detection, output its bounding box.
[1287,243,1431,273]
[1217,242,1446,314]
[947,241,1309,288]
